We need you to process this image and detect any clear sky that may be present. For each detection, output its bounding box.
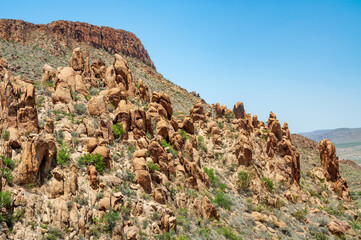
[1,0,361,132]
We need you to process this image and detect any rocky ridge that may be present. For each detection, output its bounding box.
[0,32,360,239]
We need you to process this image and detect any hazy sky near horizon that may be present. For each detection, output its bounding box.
[1,0,361,132]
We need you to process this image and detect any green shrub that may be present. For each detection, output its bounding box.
[161,139,178,157]
[74,103,87,115]
[112,123,125,140]
[204,167,219,187]
[102,208,120,236]
[262,177,274,191]
[47,226,64,240]
[217,226,242,240]
[217,121,224,129]
[2,130,10,141]
[57,143,70,166]
[238,171,251,189]
[1,156,14,184]
[1,167,13,184]
[214,190,232,210]
[1,156,14,170]
[78,153,106,173]
[148,161,160,173]
[180,130,189,141]
[294,208,307,221]
[197,135,207,152]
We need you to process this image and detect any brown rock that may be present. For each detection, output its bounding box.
[202,197,219,219]
[41,64,55,83]
[69,48,85,71]
[138,79,150,102]
[233,102,246,119]
[319,139,351,200]
[114,54,135,96]
[15,135,56,185]
[134,170,152,193]
[190,100,205,122]
[87,165,99,189]
[327,220,351,235]
[182,117,194,134]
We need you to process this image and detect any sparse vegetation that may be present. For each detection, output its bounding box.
[112,123,125,140]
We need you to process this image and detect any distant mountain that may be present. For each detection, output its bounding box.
[300,128,361,163]
[300,128,361,143]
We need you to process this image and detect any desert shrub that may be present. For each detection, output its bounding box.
[204,167,220,187]
[102,208,120,236]
[1,155,14,170]
[1,155,14,184]
[180,130,189,141]
[161,139,178,157]
[262,177,274,191]
[112,123,125,140]
[197,135,207,152]
[57,143,70,166]
[214,190,232,210]
[148,161,160,173]
[74,103,87,115]
[217,226,242,240]
[2,130,10,141]
[238,171,251,189]
[78,153,106,173]
[47,226,64,240]
[217,121,224,129]
[294,208,308,221]
[1,167,13,184]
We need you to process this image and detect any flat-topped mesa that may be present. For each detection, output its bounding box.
[0,19,155,69]
[318,139,351,201]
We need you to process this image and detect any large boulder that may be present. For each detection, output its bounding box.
[88,95,108,116]
[190,100,205,122]
[69,48,85,71]
[14,135,56,185]
[114,54,135,96]
[233,102,246,119]
[319,139,351,200]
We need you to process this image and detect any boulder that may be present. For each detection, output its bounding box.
[69,48,85,71]
[233,102,246,119]
[14,135,56,185]
[88,95,108,116]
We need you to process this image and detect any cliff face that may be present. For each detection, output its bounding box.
[0,19,155,69]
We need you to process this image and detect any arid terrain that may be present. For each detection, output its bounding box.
[0,19,360,240]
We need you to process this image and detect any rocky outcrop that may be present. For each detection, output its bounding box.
[233,102,245,119]
[14,134,56,185]
[317,139,351,200]
[0,19,155,68]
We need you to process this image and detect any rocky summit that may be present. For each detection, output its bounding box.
[0,20,360,240]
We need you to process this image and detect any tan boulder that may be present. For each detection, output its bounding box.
[134,170,152,193]
[202,197,219,219]
[104,66,117,89]
[69,48,85,71]
[87,165,99,189]
[190,100,205,122]
[114,54,135,96]
[14,135,56,185]
[138,79,150,102]
[86,138,98,153]
[327,220,351,235]
[152,188,166,204]
[52,81,72,104]
[88,95,108,116]
[182,117,194,134]
[41,64,55,83]
[92,146,111,169]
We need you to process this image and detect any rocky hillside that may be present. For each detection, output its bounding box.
[0,19,154,69]
[0,20,360,240]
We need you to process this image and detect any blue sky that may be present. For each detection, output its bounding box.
[1,0,361,132]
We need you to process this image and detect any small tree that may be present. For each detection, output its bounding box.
[78,153,106,173]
